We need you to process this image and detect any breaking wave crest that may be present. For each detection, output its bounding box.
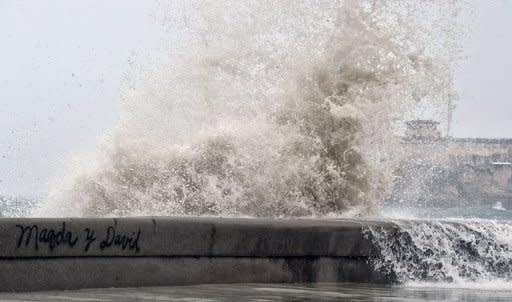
[36,0,466,217]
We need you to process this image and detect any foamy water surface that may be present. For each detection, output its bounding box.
[1,283,511,302]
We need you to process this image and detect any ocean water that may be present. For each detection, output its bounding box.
[380,205,512,221]
[1,283,512,302]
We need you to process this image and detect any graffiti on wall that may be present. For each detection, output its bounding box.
[15,222,141,253]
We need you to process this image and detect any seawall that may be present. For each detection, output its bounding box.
[0,217,392,292]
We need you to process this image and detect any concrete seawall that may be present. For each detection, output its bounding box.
[0,217,391,291]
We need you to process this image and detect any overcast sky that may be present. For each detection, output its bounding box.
[452,0,512,138]
[0,1,511,197]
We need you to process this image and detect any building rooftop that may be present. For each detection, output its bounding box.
[492,162,512,166]
[404,120,512,144]
[452,138,512,145]
[406,120,440,129]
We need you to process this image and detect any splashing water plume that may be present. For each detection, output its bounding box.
[36,0,467,217]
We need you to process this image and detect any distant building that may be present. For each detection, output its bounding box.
[391,120,512,208]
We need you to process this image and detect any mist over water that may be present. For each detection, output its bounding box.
[35,0,465,218]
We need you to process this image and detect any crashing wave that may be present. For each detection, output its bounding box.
[36,0,467,217]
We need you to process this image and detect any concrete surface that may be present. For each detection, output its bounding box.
[0,217,391,291]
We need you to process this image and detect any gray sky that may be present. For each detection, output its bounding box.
[0,1,164,196]
[452,0,512,138]
[0,1,511,197]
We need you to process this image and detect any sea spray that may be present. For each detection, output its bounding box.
[36,0,468,217]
